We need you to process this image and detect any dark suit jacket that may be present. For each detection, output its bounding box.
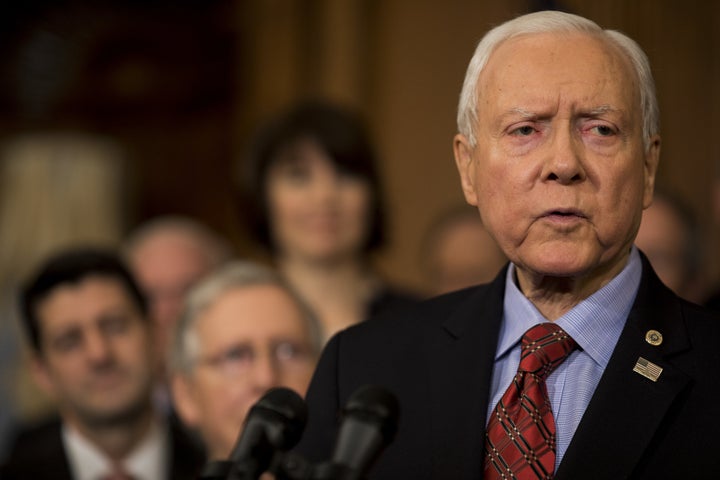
[0,415,205,480]
[296,255,720,479]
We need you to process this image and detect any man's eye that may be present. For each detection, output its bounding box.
[224,345,254,363]
[275,341,304,361]
[591,125,615,136]
[511,125,535,136]
[52,331,82,353]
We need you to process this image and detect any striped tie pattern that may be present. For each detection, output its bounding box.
[484,323,577,480]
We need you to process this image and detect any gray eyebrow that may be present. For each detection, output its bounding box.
[506,107,536,118]
[586,105,617,116]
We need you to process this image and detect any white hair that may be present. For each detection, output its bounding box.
[457,11,659,151]
[169,260,323,375]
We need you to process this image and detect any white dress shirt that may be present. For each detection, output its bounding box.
[62,416,169,480]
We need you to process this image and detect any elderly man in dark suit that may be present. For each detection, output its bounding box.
[296,10,720,480]
[0,247,204,480]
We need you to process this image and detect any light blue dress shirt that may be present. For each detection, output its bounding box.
[486,247,643,470]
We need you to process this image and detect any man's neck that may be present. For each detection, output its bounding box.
[515,250,631,321]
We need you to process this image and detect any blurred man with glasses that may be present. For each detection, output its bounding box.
[168,261,322,461]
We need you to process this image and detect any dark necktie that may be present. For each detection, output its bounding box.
[484,323,577,480]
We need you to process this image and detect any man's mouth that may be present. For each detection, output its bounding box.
[543,208,585,218]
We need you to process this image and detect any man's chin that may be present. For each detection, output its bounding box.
[73,394,153,428]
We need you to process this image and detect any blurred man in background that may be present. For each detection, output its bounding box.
[124,215,233,361]
[421,205,507,295]
[169,261,322,462]
[1,247,204,480]
[634,189,706,303]
[124,215,234,416]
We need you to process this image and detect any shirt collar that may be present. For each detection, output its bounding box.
[62,415,169,480]
[499,247,643,368]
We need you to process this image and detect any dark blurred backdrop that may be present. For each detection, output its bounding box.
[0,0,718,291]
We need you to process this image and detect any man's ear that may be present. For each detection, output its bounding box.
[171,374,200,429]
[453,134,479,206]
[642,134,661,209]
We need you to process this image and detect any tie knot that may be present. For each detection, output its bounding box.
[519,323,577,378]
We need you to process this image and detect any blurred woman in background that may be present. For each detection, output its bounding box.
[240,101,417,341]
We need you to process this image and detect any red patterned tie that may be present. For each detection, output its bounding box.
[484,323,577,480]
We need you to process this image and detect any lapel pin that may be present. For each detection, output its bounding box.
[633,357,663,382]
[645,329,663,346]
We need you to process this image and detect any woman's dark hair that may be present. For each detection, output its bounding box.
[239,100,387,253]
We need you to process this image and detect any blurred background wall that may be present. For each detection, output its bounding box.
[0,0,718,292]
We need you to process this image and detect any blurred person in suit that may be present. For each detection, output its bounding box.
[169,260,322,462]
[421,205,508,295]
[296,10,720,479]
[0,247,204,480]
[240,101,418,341]
[634,188,706,303]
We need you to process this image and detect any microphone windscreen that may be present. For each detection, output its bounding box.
[329,385,400,477]
[252,386,308,450]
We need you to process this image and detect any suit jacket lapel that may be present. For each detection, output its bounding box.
[426,269,507,479]
[556,257,692,480]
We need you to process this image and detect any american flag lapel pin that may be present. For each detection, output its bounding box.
[633,357,663,382]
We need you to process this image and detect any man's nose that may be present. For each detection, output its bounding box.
[84,330,113,363]
[249,350,281,390]
[542,126,586,184]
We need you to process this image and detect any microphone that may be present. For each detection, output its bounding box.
[200,387,308,480]
[314,385,400,480]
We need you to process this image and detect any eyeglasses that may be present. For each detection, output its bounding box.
[194,341,314,378]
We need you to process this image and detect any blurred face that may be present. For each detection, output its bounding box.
[430,216,507,295]
[634,198,689,294]
[266,139,372,263]
[172,284,317,459]
[129,233,213,355]
[32,276,155,429]
[454,32,659,293]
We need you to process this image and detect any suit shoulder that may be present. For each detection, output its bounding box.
[342,284,491,339]
[4,416,62,454]
[1,416,69,478]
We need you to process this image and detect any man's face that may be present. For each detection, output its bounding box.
[172,284,317,460]
[454,32,659,289]
[429,216,507,295]
[634,198,690,296]
[32,276,155,428]
[130,233,212,355]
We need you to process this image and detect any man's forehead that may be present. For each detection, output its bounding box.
[478,31,638,111]
[485,31,630,77]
